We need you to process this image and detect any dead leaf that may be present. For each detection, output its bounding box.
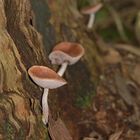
[89,130,103,140]
[113,44,140,57]
[115,72,134,105]
[48,117,73,140]
[95,111,107,121]
[132,64,140,85]
[104,48,122,64]
[109,129,123,140]
[83,130,103,140]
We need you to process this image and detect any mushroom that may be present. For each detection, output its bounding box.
[28,65,67,124]
[49,42,85,76]
[81,3,103,29]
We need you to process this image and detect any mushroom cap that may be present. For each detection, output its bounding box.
[28,65,67,89]
[81,3,103,15]
[49,42,85,65]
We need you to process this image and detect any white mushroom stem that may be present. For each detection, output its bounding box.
[87,13,95,29]
[42,88,49,125]
[57,61,68,76]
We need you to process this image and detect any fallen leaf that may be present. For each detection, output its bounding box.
[89,130,103,140]
[104,48,122,64]
[83,130,103,140]
[115,72,134,105]
[113,44,140,57]
[48,117,73,140]
[109,129,123,140]
[132,64,140,85]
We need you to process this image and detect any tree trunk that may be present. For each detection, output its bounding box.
[0,0,101,139]
[0,0,50,139]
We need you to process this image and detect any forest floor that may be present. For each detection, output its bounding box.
[48,1,140,140]
[57,42,140,140]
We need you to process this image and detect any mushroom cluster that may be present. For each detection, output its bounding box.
[28,42,85,125]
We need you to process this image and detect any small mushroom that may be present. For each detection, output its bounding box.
[28,65,67,124]
[49,42,85,76]
[81,3,103,29]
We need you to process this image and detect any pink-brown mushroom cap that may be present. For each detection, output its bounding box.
[49,42,85,65]
[28,66,67,89]
[81,3,103,14]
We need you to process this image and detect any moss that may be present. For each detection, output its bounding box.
[123,26,135,43]
[75,93,94,108]
[67,62,97,109]
[75,86,96,109]
[96,8,110,23]
[77,0,90,10]
[45,132,50,140]
[38,121,50,140]
[18,129,26,140]
[97,23,135,43]
[96,8,135,43]
[98,25,120,42]
[4,121,15,140]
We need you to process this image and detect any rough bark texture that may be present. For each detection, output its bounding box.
[43,0,101,139]
[0,0,49,139]
[0,0,100,139]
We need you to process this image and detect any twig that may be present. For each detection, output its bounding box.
[113,44,140,56]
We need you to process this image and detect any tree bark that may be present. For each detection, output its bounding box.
[0,0,101,139]
[0,0,49,139]
[46,0,102,139]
